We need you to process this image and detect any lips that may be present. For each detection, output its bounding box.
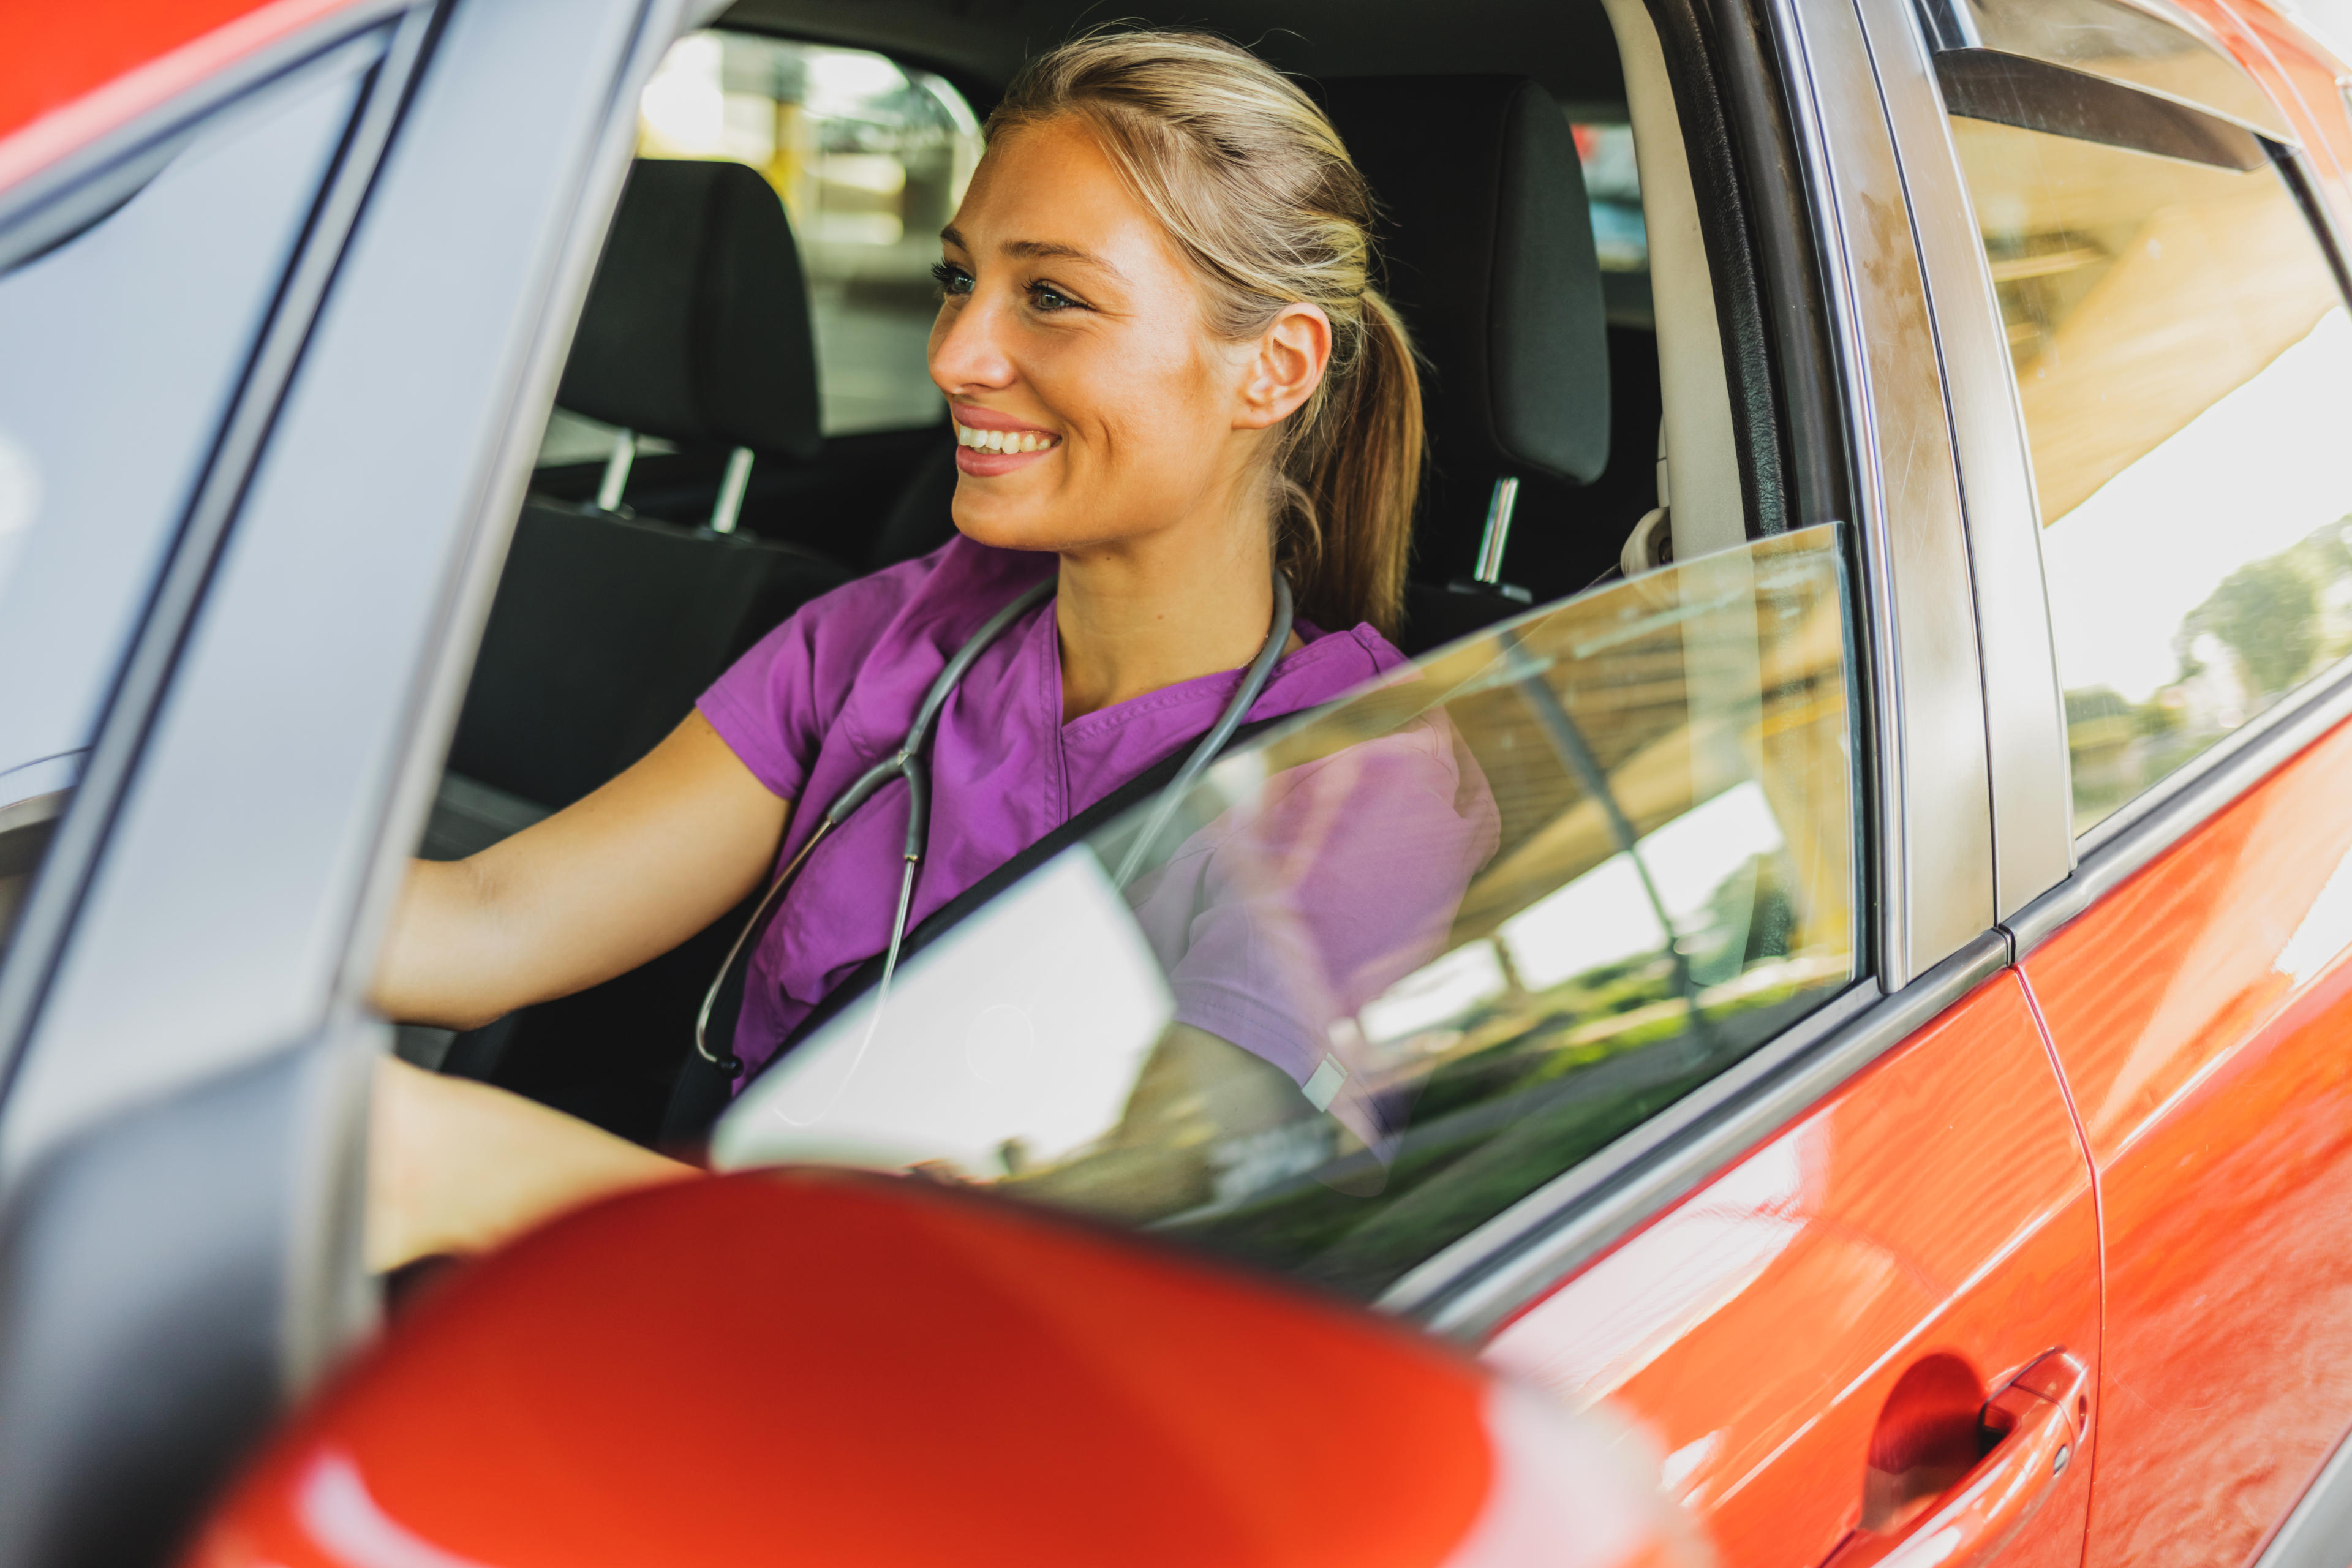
[951,405,1061,476]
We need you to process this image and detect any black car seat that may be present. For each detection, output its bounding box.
[421,161,858,1132]
[1317,77,1616,652]
[440,159,853,825]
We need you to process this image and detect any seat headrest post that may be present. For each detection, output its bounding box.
[1472,477,1522,585]
[593,428,635,514]
[709,446,754,535]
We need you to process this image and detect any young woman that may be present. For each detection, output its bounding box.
[368,29,1446,1268]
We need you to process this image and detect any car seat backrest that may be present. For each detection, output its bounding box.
[557,157,821,463]
[1317,77,1610,634]
[444,159,850,815]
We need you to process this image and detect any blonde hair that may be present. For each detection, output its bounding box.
[987,29,1422,636]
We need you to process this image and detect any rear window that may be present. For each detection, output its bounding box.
[1942,66,2352,832]
[636,31,980,437]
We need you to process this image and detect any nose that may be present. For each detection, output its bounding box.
[928,288,1017,398]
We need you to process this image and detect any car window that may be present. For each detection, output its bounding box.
[1574,119,1651,328]
[631,30,978,439]
[1923,0,2291,138]
[716,524,1860,1298]
[0,62,366,961]
[1941,74,2352,834]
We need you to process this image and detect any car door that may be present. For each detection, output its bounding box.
[1467,2,2101,1563]
[0,0,693,1560]
[1874,2,2352,1561]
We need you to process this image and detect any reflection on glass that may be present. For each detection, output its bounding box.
[1939,0,2288,138]
[1951,115,2352,832]
[717,526,1858,1298]
[636,33,982,434]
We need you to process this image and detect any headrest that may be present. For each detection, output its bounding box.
[557,159,821,461]
[1318,77,1610,486]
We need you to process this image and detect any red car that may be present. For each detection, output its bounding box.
[4,0,2352,1564]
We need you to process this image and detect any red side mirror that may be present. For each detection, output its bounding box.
[187,1172,1691,1568]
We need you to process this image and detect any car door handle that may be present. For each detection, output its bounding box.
[1826,1351,2089,1568]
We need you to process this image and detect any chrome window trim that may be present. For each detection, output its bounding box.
[1857,0,2075,920]
[1393,933,2009,1340]
[0,0,688,1185]
[1781,0,1992,987]
[2007,660,2352,956]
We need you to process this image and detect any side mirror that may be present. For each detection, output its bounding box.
[186,1170,1694,1568]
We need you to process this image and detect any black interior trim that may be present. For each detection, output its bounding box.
[1643,0,1788,539]
[1712,0,1850,533]
[1936,48,2272,171]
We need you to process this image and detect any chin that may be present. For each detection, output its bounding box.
[949,490,1091,556]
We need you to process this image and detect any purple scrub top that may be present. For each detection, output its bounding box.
[699,533,1494,1085]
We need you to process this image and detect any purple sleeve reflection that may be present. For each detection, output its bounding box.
[1125,713,1500,1155]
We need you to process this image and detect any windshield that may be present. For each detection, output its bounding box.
[716,525,1859,1298]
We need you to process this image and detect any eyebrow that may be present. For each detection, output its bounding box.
[938,226,1126,280]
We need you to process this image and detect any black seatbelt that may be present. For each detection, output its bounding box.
[658,710,1299,1145]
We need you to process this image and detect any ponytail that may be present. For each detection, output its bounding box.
[988,31,1422,638]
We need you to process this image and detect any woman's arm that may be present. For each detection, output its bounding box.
[367,1055,698,1272]
[372,710,790,1030]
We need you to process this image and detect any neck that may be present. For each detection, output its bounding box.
[1054,507,1295,723]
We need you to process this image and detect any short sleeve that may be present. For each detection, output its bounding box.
[697,606,829,799]
[1146,715,1501,1115]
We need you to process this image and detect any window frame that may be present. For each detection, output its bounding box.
[0,0,698,1194]
[1392,0,1999,1336]
[1882,0,2352,959]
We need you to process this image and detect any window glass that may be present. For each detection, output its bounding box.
[1948,111,2352,832]
[0,62,364,960]
[715,526,1858,1298]
[1929,0,2288,138]
[633,31,982,435]
[1574,121,1651,326]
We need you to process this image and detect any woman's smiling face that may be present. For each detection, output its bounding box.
[927,117,1268,556]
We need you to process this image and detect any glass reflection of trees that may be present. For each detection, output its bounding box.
[1081,529,1859,1297]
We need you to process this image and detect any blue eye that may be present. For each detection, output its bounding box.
[1030,283,1078,312]
[930,261,974,297]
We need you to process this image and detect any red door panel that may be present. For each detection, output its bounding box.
[2024,716,2352,1565]
[1485,972,2099,1567]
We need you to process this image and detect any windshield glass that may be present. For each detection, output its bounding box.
[716,525,1859,1297]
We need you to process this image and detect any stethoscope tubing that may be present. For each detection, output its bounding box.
[695,568,1292,1080]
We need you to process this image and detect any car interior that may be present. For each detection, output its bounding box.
[402,0,1812,1146]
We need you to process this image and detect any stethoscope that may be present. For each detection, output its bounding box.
[696,567,1296,1080]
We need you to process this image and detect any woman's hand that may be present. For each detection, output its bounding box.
[372,711,789,1030]
[367,1055,699,1272]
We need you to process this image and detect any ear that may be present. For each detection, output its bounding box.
[1234,303,1333,430]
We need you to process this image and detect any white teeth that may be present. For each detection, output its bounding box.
[956,422,1057,454]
